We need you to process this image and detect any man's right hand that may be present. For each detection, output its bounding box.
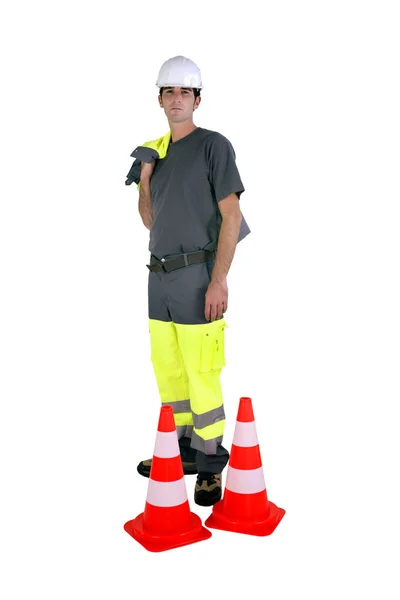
[140,160,156,182]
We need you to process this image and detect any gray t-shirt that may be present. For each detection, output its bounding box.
[148,127,250,257]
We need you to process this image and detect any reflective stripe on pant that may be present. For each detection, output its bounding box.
[149,317,228,455]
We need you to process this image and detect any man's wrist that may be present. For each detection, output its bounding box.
[211,272,227,285]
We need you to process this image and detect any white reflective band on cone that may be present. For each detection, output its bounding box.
[146,477,187,507]
[232,421,259,447]
[153,430,180,458]
[225,466,266,495]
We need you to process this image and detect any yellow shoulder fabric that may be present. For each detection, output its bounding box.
[137,131,171,192]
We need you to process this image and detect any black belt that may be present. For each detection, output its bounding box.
[147,250,216,273]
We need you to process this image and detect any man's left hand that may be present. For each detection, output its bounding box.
[205,278,228,321]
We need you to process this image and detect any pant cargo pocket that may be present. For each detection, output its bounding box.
[200,319,228,372]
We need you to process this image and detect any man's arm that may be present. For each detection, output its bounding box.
[204,193,242,321]
[138,161,155,230]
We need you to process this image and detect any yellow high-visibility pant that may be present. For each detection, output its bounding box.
[149,318,228,455]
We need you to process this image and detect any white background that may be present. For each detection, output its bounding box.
[1,1,399,598]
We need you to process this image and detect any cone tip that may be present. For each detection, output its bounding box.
[237,397,255,422]
[158,405,176,432]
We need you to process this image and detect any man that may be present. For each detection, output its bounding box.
[125,55,250,506]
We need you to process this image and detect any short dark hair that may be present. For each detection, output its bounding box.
[160,87,201,99]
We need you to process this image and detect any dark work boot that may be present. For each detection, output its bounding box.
[137,457,198,478]
[194,472,222,506]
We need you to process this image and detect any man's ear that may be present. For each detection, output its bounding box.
[158,94,163,108]
[194,96,201,111]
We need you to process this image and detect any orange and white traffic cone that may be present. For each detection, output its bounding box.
[205,397,285,536]
[124,405,211,552]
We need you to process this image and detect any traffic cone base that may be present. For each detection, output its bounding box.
[125,507,211,552]
[205,496,285,536]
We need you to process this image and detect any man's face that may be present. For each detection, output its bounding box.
[158,87,201,122]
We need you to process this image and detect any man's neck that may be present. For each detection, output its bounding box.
[170,121,197,143]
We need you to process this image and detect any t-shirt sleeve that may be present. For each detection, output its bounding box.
[207,133,245,202]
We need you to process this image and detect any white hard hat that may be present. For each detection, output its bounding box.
[156,55,203,89]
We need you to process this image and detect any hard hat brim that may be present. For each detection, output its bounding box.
[156,83,203,89]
